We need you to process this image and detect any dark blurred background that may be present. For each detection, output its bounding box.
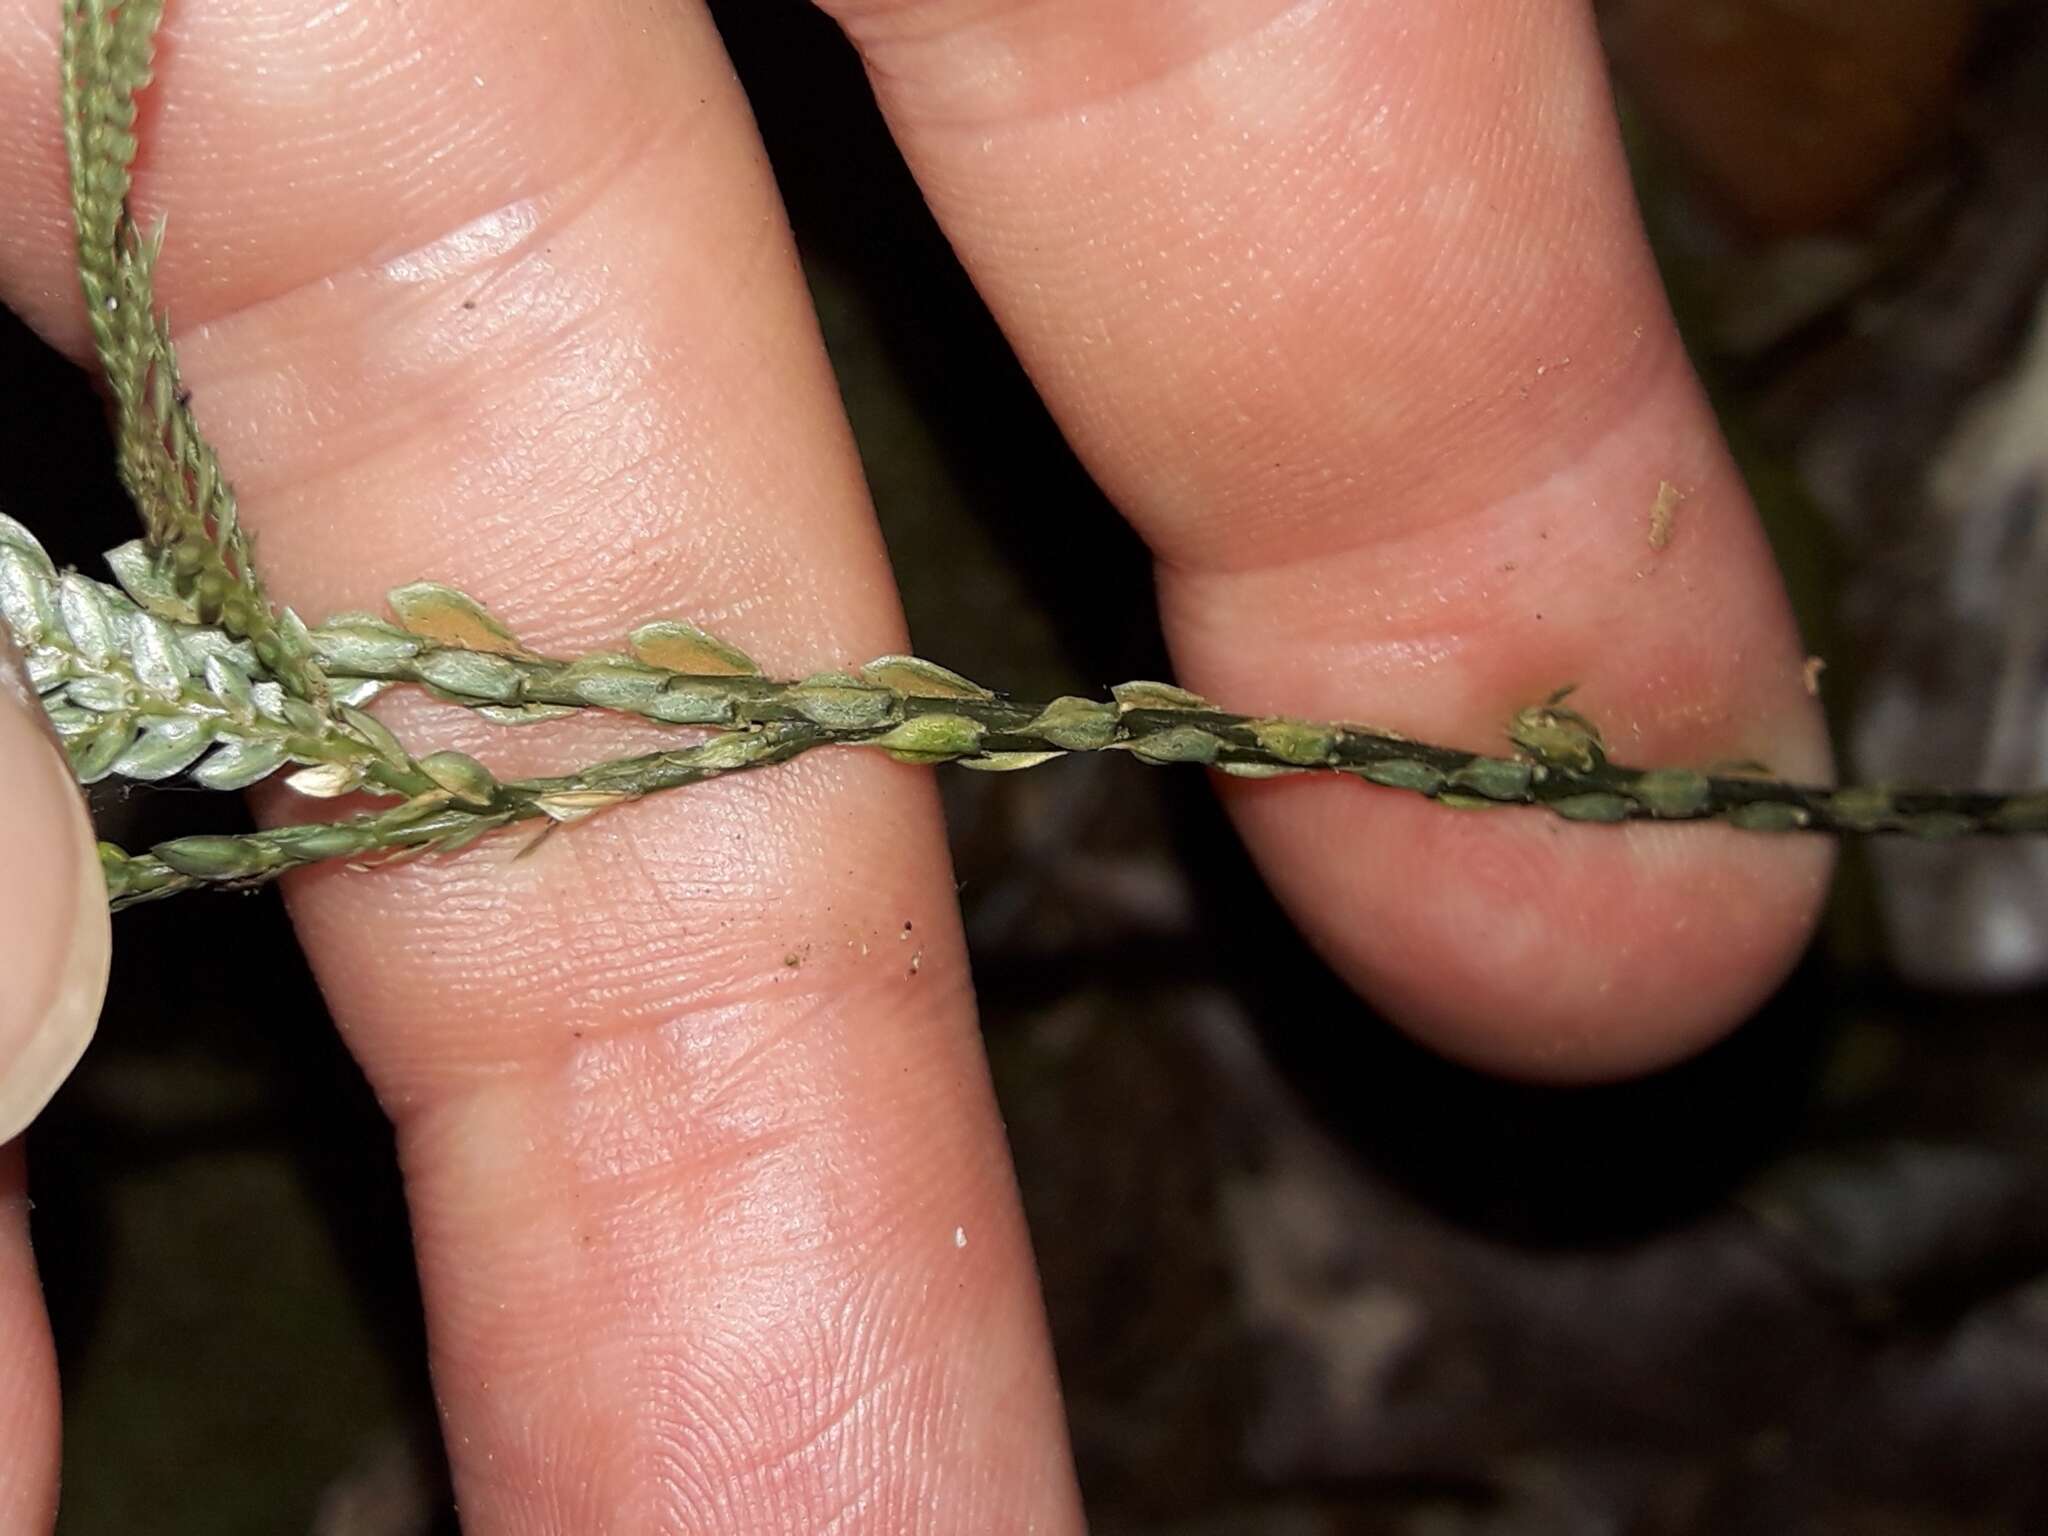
[5,2,2047,1531]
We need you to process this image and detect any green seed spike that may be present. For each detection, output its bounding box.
[628,619,759,677]
[1630,769,1713,820]
[388,582,533,658]
[412,648,526,705]
[12,505,2041,889]
[1126,726,1224,766]
[868,713,988,763]
[1024,697,1120,751]
[859,655,993,700]
[41,549,2048,902]
[1359,760,1446,794]
[789,677,898,730]
[1252,719,1340,768]
[1507,687,1608,774]
[61,0,328,707]
[1448,758,1534,801]
[418,751,498,807]
[1111,680,1213,711]
[958,750,1066,773]
[94,723,829,909]
[283,760,366,799]
[1993,794,2048,833]
[103,538,199,622]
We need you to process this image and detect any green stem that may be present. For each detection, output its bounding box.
[98,722,831,909]
[62,0,331,706]
[90,648,2048,911]
[308,635,2048,838]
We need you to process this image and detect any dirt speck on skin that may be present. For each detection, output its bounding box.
[1803,655,1827,696]
[1649,480,1682,550]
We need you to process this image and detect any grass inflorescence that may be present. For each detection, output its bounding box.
[4,0,2044,914]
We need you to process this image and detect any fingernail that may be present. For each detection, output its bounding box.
[0,636,110,1143]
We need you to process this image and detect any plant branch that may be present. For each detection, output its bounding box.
[61,0,330,704]
[97,721,831,909]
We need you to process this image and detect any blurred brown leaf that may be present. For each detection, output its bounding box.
[1604,0,1981,232]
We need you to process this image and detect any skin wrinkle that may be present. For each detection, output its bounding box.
[272,716,945,1097]
[879,4,1680,574]
[1231,767,1822,1074]
[175,160,810,663]
[238,4,717,297]
[849,0,1325,129]
[1147,335,1781,644]
[740,1307,910,1476]
[175,272,591,498]
[220,301,868,679]
[399,1119,856,1399]
[559,1031,845,1196]
[1162,480,1812,761]
[377,198,546,287]
[3,0,663,345]
[743,1366,913,1533]
[440,1345,640,1531]
[631,1305,901,1527]
[279,756,934,1095]
[363,746,1023,1521]
[647,1310,984,1536]
[539,943,769,1048]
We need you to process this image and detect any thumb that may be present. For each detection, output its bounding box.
[0,633,107,1143]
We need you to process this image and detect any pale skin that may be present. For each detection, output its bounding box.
[0,0,1835,1529]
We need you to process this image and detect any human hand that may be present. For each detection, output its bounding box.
[0,0,1832,1528]
[0,631,106,1527]
[0,637,107,1150]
